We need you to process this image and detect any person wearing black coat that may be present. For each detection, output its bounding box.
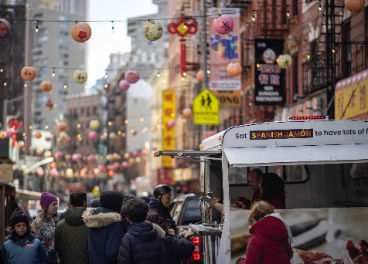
[118,199,165,264]
[147,212,195,264]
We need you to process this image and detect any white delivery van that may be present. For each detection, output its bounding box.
[154,118,368,264]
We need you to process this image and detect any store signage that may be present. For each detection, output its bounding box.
[250,129,313,140]
[209,8,241,91]
[254,39,285,105]
[162,91,176,167]
[212,90,241,107]
[193,89,219,125]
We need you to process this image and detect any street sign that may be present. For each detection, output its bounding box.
[193,89,219,113]
[212,90,241,107]
[193,89,220,125]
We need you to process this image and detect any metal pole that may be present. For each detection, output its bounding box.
[3,99,7,129]
[24,2,32,155]
[202,0,208,89]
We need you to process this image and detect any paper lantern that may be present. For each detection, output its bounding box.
[36,167,44,177]
[73,69,88,84]
[65,136,71,143]
[21,67,37,81]
[45,136,51,142]
[132,150,139,157]
[152,126,157,132]
[17,141,24,148]
[106,154,113,161]
[55,151,63,159]
[109,132,117,140]
[0,131,6,139]
[119,80,130,91]
[66,168,73,178]
[44,150,52,158]
[125,70,140,84]
[0,19,11,39]
[93,168,100,175]
[34,131,42,139]
[36,147,43,155]
[135,157,141,163]
[71,22,92,43]
[59,132,68,141]
[124,153,131,159]
[58,122,67,131]
[142,20,163,41]
[277,54,293,69]
[72,154,80,161]
[6,128,15,137]
[112,153,120,160]
[141,149,147,156]
[89,120,100,130]
[183,108,193,117]
[122,161,128,168]
[50,162,56,168]
[196,71,204,82]
[167,120,175,128]
[129,157,135,164]
[40,81,52,92]
[89,154,95,161]
[45,99,54,111]
[50,168,58,177]
[89,131,97,140]
[131,129,137,136]
[345,0,365,12]
[227,62,242,76]
[213,14,234,35]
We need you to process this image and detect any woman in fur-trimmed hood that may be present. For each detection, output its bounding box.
[83,191,124,264]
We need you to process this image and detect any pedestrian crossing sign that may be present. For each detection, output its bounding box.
[193,89,219,114]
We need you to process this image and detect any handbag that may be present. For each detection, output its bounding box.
[48,248,58,264]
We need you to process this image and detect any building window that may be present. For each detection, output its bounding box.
[343,22,351,78]
[81,108,84,116]
[87,107,90,116]
[293,55,299,97]
[38,36,48,43]
[294,0,299,15]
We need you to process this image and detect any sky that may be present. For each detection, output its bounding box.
[87,0,158,88]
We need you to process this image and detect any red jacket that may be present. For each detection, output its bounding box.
[239,191,285,209]
[238,216,292,264]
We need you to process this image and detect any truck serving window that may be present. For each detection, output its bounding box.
[229,165,308,185]
[181,199,201,225]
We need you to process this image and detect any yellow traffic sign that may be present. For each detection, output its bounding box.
[193,89,219,114]
[193,113,220,125]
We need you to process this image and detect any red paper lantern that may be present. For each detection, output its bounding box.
[0,19,11,39]
[58,122,67,131]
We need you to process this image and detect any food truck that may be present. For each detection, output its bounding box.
[155,118,368,264]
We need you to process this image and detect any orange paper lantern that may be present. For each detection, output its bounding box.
[71,22,92,43]
[34,131,42,139]
[58,122,67,131]
[227,62,242,76]
[40,81,52,92]
[196,71,204,82]
[17,141,24,148]
[0,131,6,139]
[345,0,365,12]
[183,108,193,117]
[21,67,37,81]
[152,126,157,132]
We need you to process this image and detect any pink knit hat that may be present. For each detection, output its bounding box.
[40,192,58,209]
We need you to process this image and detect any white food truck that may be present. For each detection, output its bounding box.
[155,118,368,264]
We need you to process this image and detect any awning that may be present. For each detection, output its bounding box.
[16,189,42,200]
[224,144,368,167]
[335,68,368,92]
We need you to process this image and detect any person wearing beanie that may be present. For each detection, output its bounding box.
[31,192,59,263]
[1,208,49,264]
[91,198,101,208]
[55,190,89,264]
[83,191,124,264]
[139,196,150,204]
[120,194,137,234]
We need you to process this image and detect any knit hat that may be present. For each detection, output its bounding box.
[100,191,124,213]
[40,192,58,209]
[90,198,101,208]
[139,196,150,204]
[11,208,29,227]
[123,194,136,205]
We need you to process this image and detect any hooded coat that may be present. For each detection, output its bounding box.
[0,231,49,264]
[153,224,194,264]
[148,199,177,235]
[83,208,123,264]
[118,221,165,264]
[54,206,89,264]
[237,215,292,264]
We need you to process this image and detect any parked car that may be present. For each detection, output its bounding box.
[169,194,203,263]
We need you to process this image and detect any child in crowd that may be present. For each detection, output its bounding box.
[0,208,49,264]
[118,198,165,264]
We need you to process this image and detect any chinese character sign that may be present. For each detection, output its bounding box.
[209,8,241,91]
[335,79,368,120]
[162,91,176,167]
[254,39,285,105]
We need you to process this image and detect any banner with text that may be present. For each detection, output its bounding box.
[209,8,241,91]
[254,39,285,105]
[162,91,176,167]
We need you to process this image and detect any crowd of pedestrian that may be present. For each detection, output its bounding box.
[0,184,195,264]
